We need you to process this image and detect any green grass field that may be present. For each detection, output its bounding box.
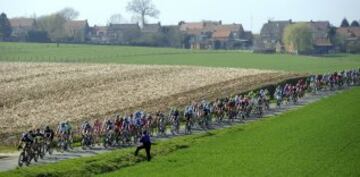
[1,88,359,177]
[1,42,360,73]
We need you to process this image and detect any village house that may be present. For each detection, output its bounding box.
[179,21,252,50]
[64,20,90,43]
[107,23,141,44]
[257,20,292,53]
[187,29,212,49]
[211,24,252,49]
[211,24,242,49]
[258,20,334,54]
[307,21,333,54]
[212,30,233,49]
[179,21,220,49]
[284,21,334,54]
[89,25,109,44]
[9,17,36,41]
[336,27,360,53]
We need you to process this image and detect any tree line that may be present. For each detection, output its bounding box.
[340,18,360,27]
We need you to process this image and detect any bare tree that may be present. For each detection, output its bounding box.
[37,13,67,46]
[108,14,126,24]
[58,7,79,21]
[126,0,159,27]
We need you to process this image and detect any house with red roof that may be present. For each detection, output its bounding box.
[179,20,252,50]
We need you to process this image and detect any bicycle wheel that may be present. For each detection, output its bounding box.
[18,152,26,167]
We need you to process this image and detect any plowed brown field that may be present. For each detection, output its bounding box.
[0,63,304,136]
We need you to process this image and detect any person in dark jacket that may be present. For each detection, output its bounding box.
[134,131,152,161]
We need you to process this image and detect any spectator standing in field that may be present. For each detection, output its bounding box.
[134,131,152,161]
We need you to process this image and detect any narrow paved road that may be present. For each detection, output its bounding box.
[0,88,349,172]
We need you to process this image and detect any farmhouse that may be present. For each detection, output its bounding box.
[336,27,360,53]
[9,17,36,41]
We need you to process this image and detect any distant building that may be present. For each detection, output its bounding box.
[240,31,253,48]
[211,24,243,49]
[336,27,360,53]
[307,21,333,54]
[161,25,180,33]
[9,17,35,41]
[179,21,252,50]
[179,21,220,49]
[258,20,334,54]
[179,21,221,32]
[107,23,141,44]
[257,20,292,52]
[89,25,109,43]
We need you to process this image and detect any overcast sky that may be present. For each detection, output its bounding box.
[0,0,359,33]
